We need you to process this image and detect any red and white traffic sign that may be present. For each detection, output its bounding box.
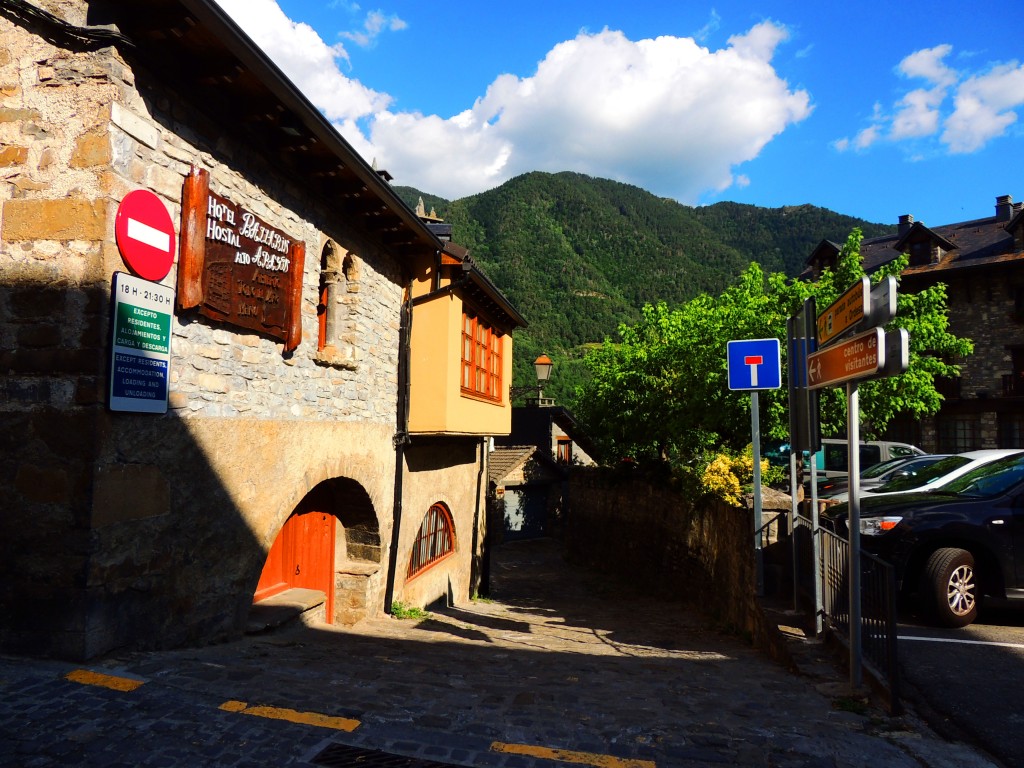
[115,189,177,282]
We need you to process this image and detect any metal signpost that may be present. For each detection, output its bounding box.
[806,275,905,689]
[727,338,782,596]
[787,298,822,623]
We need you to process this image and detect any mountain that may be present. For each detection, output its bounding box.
[395,172,893,402]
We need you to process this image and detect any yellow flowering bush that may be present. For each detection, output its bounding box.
[700,444,776,506]
[701,455,743,505]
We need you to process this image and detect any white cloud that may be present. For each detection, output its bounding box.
[943,61,1024,153]
[898,44,957,88]
[213,0,391,123]
[891,87,944,139]
[215,2,811,202]
[376,22,811,200]
[341,10,407,48]
[838,43,1024,156]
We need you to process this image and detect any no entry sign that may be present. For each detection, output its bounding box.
[115,189,177,281]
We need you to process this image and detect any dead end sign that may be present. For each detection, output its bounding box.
[115,189,177,282]
[727,338,782,390]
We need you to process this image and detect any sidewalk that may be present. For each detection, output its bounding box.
[0,538,1000,767]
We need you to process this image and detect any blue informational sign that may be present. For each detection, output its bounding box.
[109,271,174,414]
[727,338,782,391]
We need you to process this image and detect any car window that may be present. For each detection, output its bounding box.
[940,455,1024,497]
[859,445,882,466]
[824,445,847,472]
[889,445,915,458]
[874,455,970,493]
[862,458,908,479]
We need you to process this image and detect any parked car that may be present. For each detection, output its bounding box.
[850,449,1023,500]
[810,439,925,481]
[819,454,952,500]
[822,451,1024,627]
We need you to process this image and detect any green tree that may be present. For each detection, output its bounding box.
[572,230,972,466]
[811,231,973,436]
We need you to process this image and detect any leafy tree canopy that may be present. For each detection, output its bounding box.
[571,230,973,468]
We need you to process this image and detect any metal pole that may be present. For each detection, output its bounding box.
[812,453,823,636]
[752,391,764,596]
[789,449,798,610]
[848,381,863,688]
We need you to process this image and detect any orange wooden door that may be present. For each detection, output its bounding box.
[254,506,335,623]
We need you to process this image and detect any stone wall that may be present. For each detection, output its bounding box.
[907,266,1024,451]
[565,468,784,659]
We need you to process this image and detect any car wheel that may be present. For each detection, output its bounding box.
[922,547,978,627]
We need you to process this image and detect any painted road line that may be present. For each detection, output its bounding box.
[899,635,1024,651]
[219,700,360,731]
[65,669,145,692]
[491,741,656,768]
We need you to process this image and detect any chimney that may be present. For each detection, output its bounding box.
[996,195,1014,222]
[898,214,914,236]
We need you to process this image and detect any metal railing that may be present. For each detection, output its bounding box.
[819,526,901,712]
[756,507,901,711]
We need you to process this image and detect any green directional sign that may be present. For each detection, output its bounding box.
[109,272,174,414]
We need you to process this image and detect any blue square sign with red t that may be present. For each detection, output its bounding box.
[727,338,782,391]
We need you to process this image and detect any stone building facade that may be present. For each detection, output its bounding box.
[1,0,523,659]
[805,194,1024,452]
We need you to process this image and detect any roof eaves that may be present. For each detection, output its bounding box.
[118,0,442,257]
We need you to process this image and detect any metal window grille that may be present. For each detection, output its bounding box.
[408,503,455,577]
[937,416,980,452]
[998,413,1024,448]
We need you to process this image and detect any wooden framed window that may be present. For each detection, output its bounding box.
[557,437,572,463]
[461,311,503,401]
[408,503,456,578]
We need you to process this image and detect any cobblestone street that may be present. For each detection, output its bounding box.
[0,539,999,767]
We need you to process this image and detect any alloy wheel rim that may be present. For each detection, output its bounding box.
[947,564,976,616]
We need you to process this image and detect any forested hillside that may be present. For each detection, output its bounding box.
[395,172,892,402]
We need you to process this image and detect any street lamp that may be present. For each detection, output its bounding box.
[510,355,555,406]
[533,355,553,406]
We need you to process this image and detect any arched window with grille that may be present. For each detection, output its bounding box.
[407,503,456,578]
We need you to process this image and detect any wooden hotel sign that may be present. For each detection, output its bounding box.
[177,166,305,351]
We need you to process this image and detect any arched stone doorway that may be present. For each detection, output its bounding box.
[254,477,382,626]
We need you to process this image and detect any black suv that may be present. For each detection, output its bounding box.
[822,451,1024,627]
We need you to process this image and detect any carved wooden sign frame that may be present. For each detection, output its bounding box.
[177,166,305,352]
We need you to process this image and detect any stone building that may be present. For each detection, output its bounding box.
[0,0,525,659]
[805,194,1024,452]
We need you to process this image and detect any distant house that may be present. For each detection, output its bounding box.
[805,195,1024,452]
[489,405,599,543]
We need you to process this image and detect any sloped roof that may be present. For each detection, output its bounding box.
[74,0,440,260]
[488,446,537,485]
[803,199,1024,279]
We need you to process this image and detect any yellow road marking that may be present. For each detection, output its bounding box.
[218,700,360,732]
[491,741,656,768]
[65,669,144,692]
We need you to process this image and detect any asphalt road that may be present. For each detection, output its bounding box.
[898,601,1024,768]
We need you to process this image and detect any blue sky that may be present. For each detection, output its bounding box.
[214,1,1024,227]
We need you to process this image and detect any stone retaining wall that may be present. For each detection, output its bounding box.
[566,468,790,663]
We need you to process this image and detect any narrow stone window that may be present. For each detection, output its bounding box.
[316,240,358,368]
